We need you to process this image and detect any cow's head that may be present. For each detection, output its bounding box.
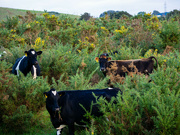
[44,88,60,117]
[95,53,111,72]
[44,88,64,128]
[25,49,42,65]
[25,49,42,78]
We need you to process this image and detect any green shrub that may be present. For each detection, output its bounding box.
[0,59,50,134]
[159,20,180,49]
[2,105,33,133]
[3,16,19,30]
[84,65,179,134]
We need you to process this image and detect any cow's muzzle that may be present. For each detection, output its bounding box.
[34,61,38,65]
[55,108,60,112]
[100,68,106,72]
[54,108,62,121]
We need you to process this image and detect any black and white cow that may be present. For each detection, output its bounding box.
[12,49,42,79]
[44,88,121,135]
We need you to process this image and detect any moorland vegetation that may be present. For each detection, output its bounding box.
[0,10,179,135]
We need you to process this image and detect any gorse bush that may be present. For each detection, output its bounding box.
[0,11,179,134]
[0,59,50,133]
[86,67,179,135]
[159,20,180,48]
[2,105,33,133]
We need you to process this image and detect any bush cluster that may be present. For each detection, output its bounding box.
[0,11,179,134]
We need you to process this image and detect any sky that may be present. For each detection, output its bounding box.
[0,0,180,17]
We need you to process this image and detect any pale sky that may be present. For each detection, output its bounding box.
[0,0,179,17]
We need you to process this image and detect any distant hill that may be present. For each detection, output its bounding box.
[0,7,79,21]
[137,10,170,17]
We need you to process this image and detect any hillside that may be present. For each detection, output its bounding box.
[0,7,79,21]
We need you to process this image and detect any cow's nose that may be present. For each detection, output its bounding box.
[35,61,38,65]
[100,68,106,72]
[55,108,60,112]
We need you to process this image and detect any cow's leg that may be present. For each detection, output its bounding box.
[56,125,66,135]
[57,129,60,135]
[31,65,37,79]
[68,123,75,135]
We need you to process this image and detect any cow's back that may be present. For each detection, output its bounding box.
[12,57,22,75]
[12,56,29,75]
[59,89,119,125]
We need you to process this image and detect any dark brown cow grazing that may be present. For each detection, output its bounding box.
[95,53,158,78]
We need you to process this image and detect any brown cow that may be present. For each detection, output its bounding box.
[95,53,158,78]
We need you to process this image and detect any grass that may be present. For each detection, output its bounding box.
[0,7,44,21]
[0,7,79,21]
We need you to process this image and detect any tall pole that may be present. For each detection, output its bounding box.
[164,1,167,16]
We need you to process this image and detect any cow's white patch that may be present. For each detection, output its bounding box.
[32,65,37,79]
[57,130,61,135]
[75,122,87,127]
[31,51,35,55]
[52,90,57,96]
[56,125,66,135]
[56,125,66,130]
[15,56,26,76]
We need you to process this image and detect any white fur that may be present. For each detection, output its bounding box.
[56,125,66,135]
[75,122,87,127]
[52,90,57,96]
[56,125,66,130]
[57,130,60,135]
[15,56,26,76]
[32,65,37,79]
[31,51,35,55]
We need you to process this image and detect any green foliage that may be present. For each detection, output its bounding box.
[109,11,132,19]
[86,68,179,134]
[166,9,180,20]
[2,105,33,133]
[3,16,19,30]
[0,10,179,135]
[0,59,50,134]
[159,20,180,48]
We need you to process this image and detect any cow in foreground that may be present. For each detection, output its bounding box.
[44,88,121,135]
[12,49,42,79]
[95,53,158,77]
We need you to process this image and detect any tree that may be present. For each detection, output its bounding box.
[79,12,91,21]
[99,10,132,19]
[110,11,132,19]
[152,10,160,15]
[138,11,146,16]
[166,9,180,20]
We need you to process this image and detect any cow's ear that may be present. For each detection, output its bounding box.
[24,51,28,56]
[43,92,48,98]
[108,57,111,61]
[37,51,42,55]
[58,91,65,97]
[95,57,99,62]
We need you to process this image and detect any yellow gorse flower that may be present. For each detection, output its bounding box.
[114,26,128,34]
[101,27,106,30]
[32,37,45,50]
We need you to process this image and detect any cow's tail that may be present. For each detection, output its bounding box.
[149,56,158,68]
